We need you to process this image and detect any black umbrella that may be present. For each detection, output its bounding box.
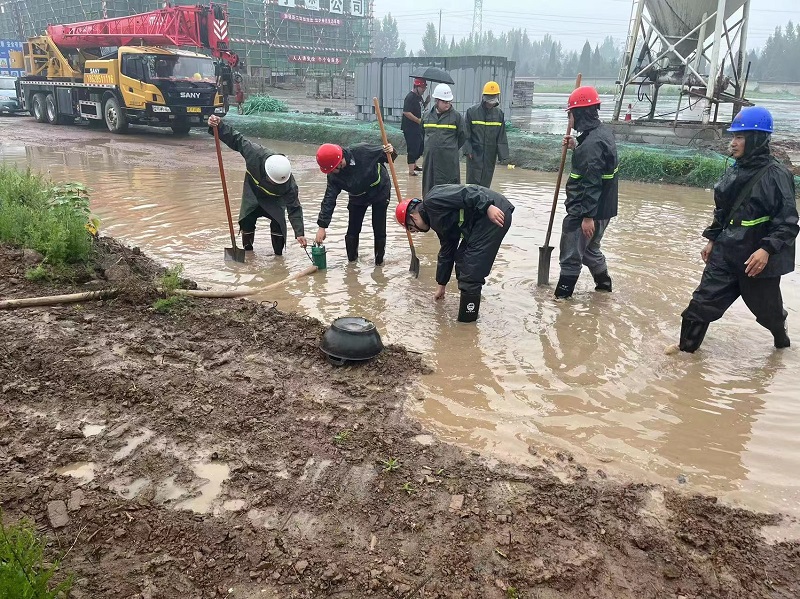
[409,66,454,85]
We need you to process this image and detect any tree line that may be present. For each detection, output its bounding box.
[372,14,800,83]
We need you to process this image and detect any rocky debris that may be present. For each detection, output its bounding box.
[68,489,85,512]
[46,500,69,528]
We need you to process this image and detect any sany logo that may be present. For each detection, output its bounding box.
[180,92,201,98]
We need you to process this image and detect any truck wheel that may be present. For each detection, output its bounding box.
[104,96,128,133]
[45,94,62,125]
[32,94,47,123]
[171,124,191,135]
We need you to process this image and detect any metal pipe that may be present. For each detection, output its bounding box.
[733,0,751,118]
[613,0,645,121]
[702,0,728,125]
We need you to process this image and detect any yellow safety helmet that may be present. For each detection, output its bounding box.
[483,81,501,95]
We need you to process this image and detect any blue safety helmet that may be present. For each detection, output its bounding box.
[727,106,773,133]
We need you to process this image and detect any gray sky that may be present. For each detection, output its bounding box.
[374,0,799,54]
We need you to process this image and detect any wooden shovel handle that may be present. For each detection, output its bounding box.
[213,125,238,248]
[543,73,582,249]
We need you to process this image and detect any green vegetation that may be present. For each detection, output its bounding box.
[153,264,188,314]
[241,94,288,115]
[0,166,97,266]
[24,265,51,282]
[0,511,73,599]
[381,457,400,473]
[333,430,351,445]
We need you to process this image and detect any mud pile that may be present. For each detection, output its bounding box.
[1,240,798,598]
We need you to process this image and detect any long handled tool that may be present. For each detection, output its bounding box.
[372,97,421,278]
[537,73,582,286]
[213,126,246,263]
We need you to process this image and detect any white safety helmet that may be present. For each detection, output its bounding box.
[265,154,292,184]
[432,83,454,102]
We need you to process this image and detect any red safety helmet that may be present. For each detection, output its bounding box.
[316,143,344,173]
[566,86,601,110]
[413,78,427,87]
[395,198,421,228]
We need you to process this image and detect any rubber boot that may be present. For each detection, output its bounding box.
[374,237,386,266]
[678,318,710,353]
[345,235,359,262]
[241,231,255,251]
[271,234,285,256]
[457,292,481,323]
[554,275,579,299]
[593,270,613,292]
[772,320,791,349]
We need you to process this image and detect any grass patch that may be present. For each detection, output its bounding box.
[241,94,288,115]
[0,166,98,266]
[0,511,73,598]
[24,264,51,282]
[153,264,189,314]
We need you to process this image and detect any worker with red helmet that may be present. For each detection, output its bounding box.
[208,114,306,254]
[555,86,618,299]
[401,78,429,176]
[674,106,798,353]
[395,184,514,322]
[421,83,467,197]
[314,141,397,265]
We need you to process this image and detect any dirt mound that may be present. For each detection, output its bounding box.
[1,241,798,599]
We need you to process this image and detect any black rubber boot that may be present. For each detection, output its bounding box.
[242,231,255,251]
[678,318,710,353]
[554,275,579,299]
[271,234,285,256]
[593,270,613,292]
[772,321,791,349]
[374,237,386,266]
[345,235,359,262]
[457,292,481,323]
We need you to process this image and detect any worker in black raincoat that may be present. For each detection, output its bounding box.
[463,81,509,188]
[314,141,396,265]
[677,106,798,352]
[555,86,618,299]
[421,83,467,198]
[208,115,306,254]
[401,78,428,176]
[395,184,514,322]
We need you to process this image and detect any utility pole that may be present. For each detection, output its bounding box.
[472,0,483,42]
[438,9,442,53]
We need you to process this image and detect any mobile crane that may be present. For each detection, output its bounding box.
[14,3,241,134]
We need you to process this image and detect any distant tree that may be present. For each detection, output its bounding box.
[578,41,592,76]
[421,22,439,56]
[372,14,402,57]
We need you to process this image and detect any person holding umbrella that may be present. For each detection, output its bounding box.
[463,81,509,188]
[421,83,467,197]
[401,78,429,176]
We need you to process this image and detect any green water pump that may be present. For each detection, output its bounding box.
[311,243,327,270]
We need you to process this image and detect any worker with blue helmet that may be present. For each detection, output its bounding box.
[675,105,799,353]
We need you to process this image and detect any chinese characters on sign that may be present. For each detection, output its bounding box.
[281,13,342,26]
[329,0,343,14]
[277,0,295,6]
[304,0,320,10]
[288,55,343,64]
[350,0,365,17]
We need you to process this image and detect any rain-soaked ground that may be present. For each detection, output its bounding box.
[2,116,799,521]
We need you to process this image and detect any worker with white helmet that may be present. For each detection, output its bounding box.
[208,114,306,254]
[421,83,467,197]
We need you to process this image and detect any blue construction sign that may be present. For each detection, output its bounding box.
[0,39,24,77]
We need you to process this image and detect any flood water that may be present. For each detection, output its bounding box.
[3,131,799,520]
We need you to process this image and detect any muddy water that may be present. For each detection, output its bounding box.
[3,135,800,519]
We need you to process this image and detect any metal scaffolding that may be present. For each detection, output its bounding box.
[0,0,373,77]
[613,0,752,126]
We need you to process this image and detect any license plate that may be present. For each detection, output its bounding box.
[187,107,201,113]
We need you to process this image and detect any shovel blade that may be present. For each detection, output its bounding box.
[410,255,420,278]
[537,246,554,286]
[224,247,247,263]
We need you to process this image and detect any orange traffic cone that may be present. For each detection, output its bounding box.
[624,103,632,121]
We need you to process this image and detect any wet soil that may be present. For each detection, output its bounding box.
[2,241,800,598]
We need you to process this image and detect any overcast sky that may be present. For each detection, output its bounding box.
[373,0,798,54]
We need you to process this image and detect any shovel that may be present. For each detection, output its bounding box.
[372,97,421,278]
[538,73,582,286]
[213,125,246,263]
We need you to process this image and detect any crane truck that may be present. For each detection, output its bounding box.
[13,3,241,134]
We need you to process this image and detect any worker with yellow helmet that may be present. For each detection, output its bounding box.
[463,81,509,188]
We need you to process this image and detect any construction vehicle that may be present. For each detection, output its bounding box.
[12,4,241,134]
